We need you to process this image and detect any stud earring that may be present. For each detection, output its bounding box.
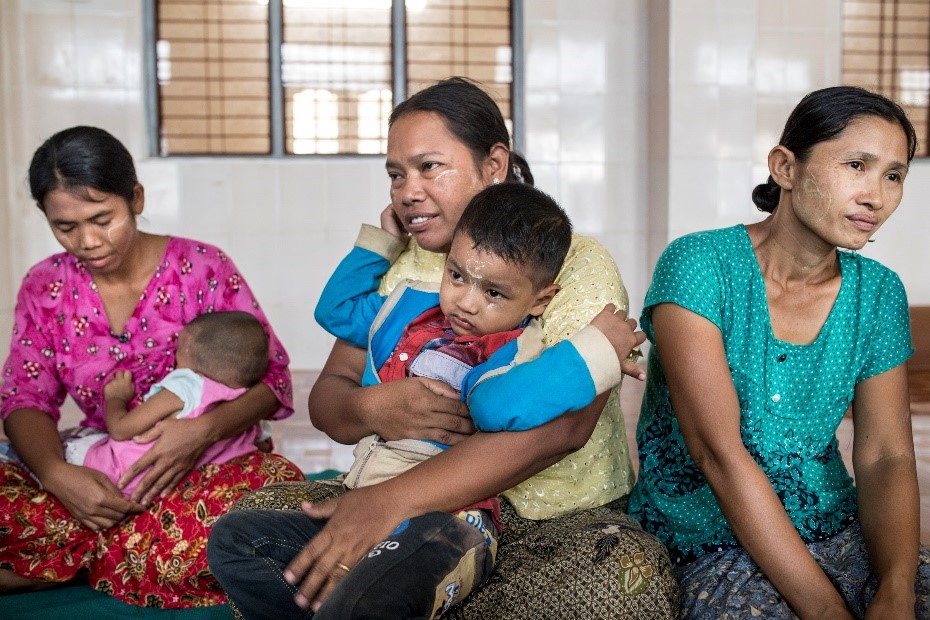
[492,177,500,185]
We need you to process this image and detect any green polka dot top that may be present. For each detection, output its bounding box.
[628,225,913,562]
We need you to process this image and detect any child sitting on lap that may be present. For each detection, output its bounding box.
[305,182,643,617]
[64,311,272,497]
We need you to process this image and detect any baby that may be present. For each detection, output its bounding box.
[64,311,271,496]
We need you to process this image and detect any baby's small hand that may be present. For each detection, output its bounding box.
[104,371,135,403]
[589,304,647,380]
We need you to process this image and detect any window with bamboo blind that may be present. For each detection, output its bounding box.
[842,0,930,156]
[152,0,514,156]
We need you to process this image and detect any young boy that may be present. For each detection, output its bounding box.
[309,182,643,617]
[65,311,271,497]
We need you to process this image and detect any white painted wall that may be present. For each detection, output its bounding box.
[1,0,925,375]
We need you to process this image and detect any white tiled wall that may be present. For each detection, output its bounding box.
[662,0,842,247]
[1,0,928,376]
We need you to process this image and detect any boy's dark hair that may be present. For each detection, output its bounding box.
[454,183,572,290]
[184,311,269,389]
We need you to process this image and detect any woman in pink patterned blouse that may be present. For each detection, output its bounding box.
[0,126,303,608]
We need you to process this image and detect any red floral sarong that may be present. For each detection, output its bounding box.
[0,451,302,608]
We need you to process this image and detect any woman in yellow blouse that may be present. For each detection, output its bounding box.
[209,77,678,619]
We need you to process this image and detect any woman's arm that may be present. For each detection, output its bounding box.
[4,408,143,529]
[851,364,919,617]
[288,391,608,610]
[118,382,278,504]
[652,303,854,619]
[308,339,475,445]
[466,306,642,431]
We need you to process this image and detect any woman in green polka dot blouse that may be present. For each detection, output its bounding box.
[630,86,929,618]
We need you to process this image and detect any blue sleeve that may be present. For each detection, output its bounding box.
[314,246,390,348]
[463,340,597,432]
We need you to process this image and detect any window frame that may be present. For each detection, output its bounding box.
[143,0,524,158]
[841,0,930,158]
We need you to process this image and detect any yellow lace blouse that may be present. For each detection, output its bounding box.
[378,234,635,519]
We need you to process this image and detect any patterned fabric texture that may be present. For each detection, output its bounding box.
[377,234,636,519]
[0,452,302,608]
[632,225,913,560]
[229,481,679,619]
[675,521,930,619]
[0,237,293,428]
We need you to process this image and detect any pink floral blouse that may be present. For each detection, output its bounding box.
[0,237,292,429]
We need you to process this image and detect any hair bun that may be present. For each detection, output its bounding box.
[751,176,780,213]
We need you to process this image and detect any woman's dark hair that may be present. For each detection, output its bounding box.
[752,86,918,213]
[28,126,138,211]
[454,182,571,290]
[389,77,532,185]
[510,151,534,186]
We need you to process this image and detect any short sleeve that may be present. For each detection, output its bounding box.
[858,267,912,381]
[539,235,628,346]
[144,368,205,418]
[0,264,69,422]
[641,232,726,342]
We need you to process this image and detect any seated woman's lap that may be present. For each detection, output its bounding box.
[675,521,930,619]
[228,481,679,619]
[0,451,301,608]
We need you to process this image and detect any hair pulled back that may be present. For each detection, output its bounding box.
[29,126,138,211]
[752,86,917,213]
[389,77,531,184]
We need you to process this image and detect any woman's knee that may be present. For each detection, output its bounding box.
[206,510,258,576]
[208,509,310,575]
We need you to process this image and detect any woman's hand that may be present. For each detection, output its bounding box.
[119,416,212,505]
[379,204,408,240]
[865,578,917,619]
[283,486,409,612]
[43,461,144,530]
[309,340,476,445]
[361,377,475,445]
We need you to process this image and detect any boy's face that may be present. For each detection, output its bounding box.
[439,233,559,337]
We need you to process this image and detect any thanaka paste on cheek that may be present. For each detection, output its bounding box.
[800,169,834,225]
[107,217,130,243]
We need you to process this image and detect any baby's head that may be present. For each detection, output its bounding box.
[175,311,269,389]
[440,182,572,337]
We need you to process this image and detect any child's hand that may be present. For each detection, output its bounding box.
[589,304,647,380]
[379,204,408,241]
[104,371,135,403]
